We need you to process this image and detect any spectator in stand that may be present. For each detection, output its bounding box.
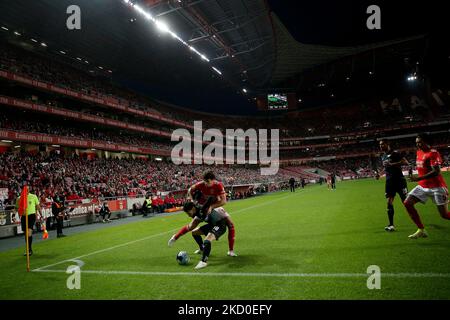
[169,195,176,208]
[157,196,165,213]
[175,197,184,207]
[66,192,82,203]
[151,196,160,213]
[164,195,171,209]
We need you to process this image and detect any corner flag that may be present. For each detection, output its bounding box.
[18,185,31,271]
[18,185,28,217]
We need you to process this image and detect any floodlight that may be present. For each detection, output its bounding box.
[155,20,170,33]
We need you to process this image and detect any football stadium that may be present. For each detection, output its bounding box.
[0,0,449,306]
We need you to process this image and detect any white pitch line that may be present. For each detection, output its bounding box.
[31,269,450,278]
[32,229,175,271]
[32,191,303,272]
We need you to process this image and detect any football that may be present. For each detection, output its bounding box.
[176,251,190,265]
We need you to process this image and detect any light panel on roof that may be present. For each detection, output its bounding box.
[121,0,222,76]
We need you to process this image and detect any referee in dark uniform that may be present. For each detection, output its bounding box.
[379,139,409,232]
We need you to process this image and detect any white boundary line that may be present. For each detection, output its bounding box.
[32,230,175,271]
[32,269,450,278]
[32,190,304,271]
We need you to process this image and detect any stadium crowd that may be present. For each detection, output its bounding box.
[0,110,172,151]
[0,150,292,206]
[0,43,168,117]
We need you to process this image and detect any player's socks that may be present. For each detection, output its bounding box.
[443,212,450,220]
[387,203,394,226]
[192,234,204,251]
[202,240,211,263]
[226,215,237,256]
[403,202,425,229]
[228,224,235,251]
[174,225,190,240]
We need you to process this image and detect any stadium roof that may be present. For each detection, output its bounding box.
[0,0,275,113]
[269,13,426,86]
[0,1,442,114]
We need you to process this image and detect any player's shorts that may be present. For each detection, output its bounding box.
[407,185,449,206]
[21,214,36,231]
[385,178,408,199]
[199,221,227,240]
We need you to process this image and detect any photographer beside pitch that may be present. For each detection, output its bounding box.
[52,195,66,238]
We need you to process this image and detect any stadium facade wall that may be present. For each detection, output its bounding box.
[0,129,171,156]
[0,95,171,140]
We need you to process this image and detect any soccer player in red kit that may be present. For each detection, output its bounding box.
[188,171,226,206]
[168,171,237,257]
[403,135,450,239]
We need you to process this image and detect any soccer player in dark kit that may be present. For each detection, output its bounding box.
[379,139,409,231]
[168,171,237,257]
[168,200,235,269]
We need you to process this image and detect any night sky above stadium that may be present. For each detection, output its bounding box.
[268,0,433,46]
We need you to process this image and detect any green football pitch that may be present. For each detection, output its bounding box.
[1,174,450,300]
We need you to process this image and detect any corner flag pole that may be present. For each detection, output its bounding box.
[19,185,30,272]
[25,210,30,272]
